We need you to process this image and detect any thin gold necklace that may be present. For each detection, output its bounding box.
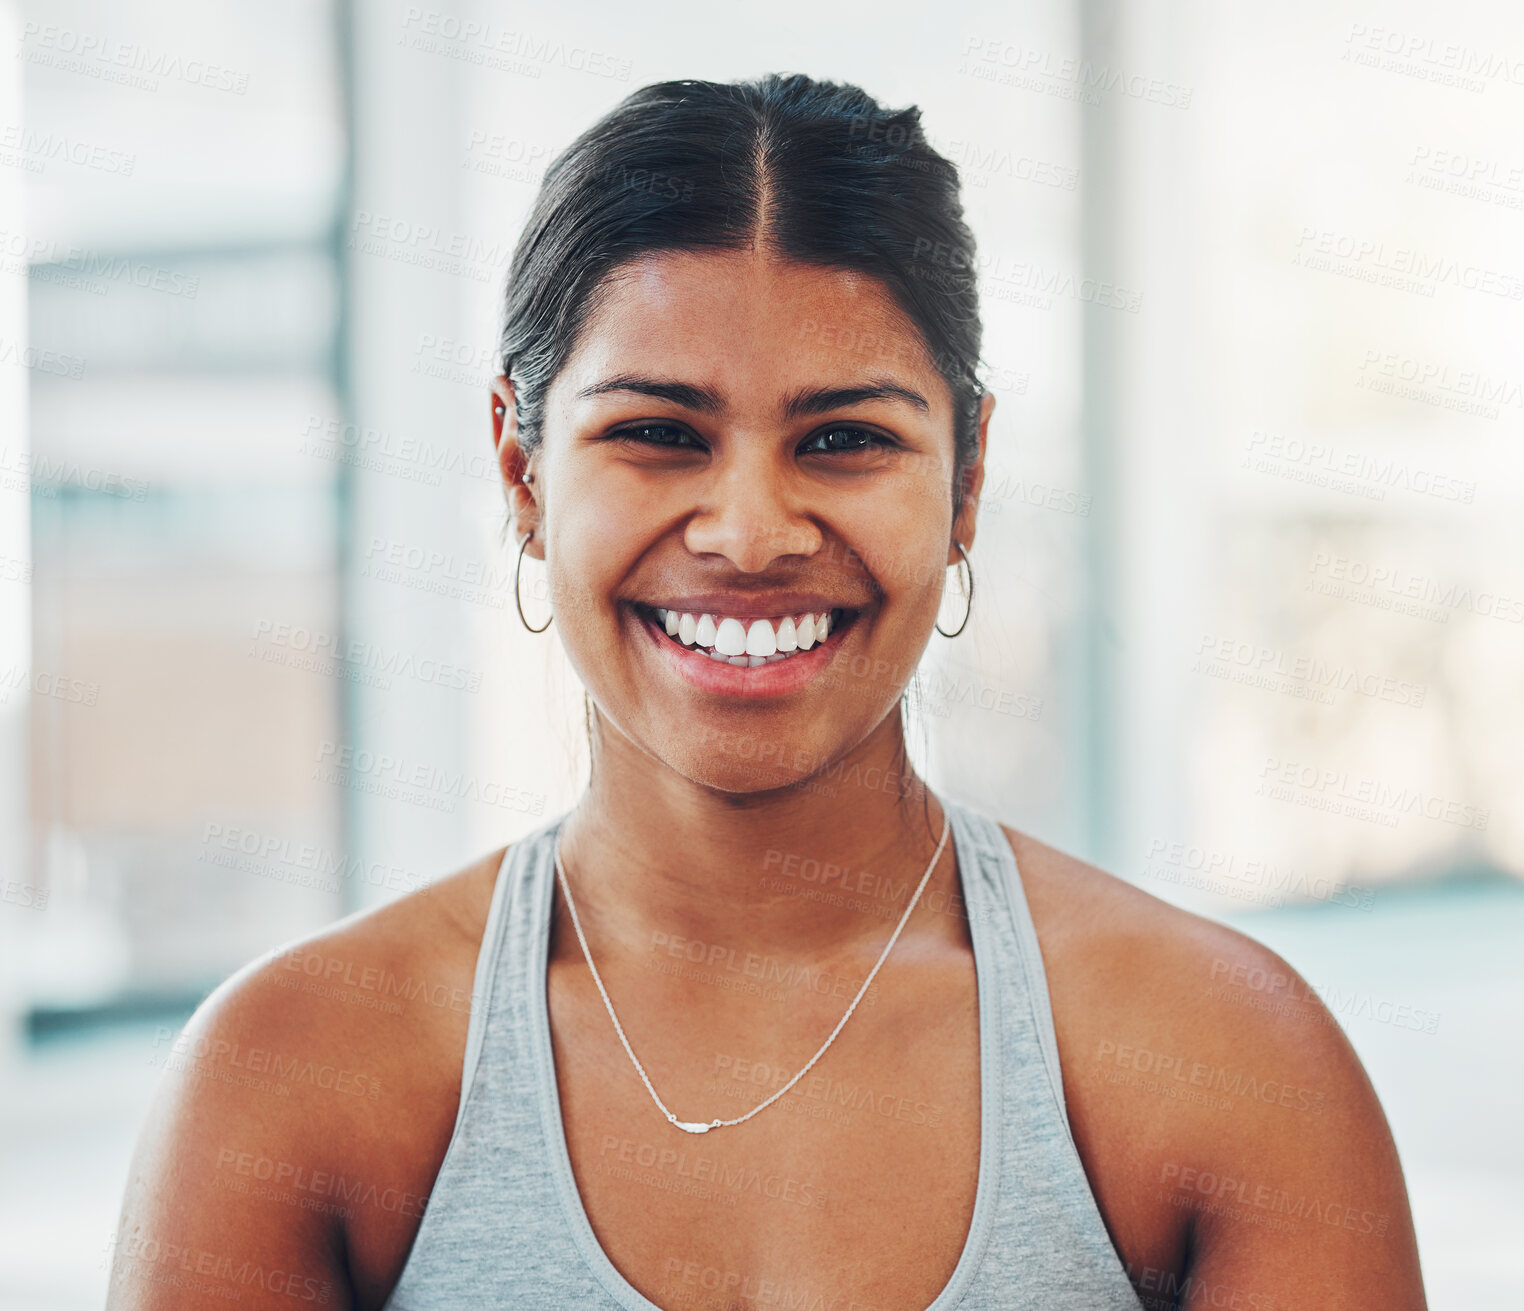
[552,806,952,1134]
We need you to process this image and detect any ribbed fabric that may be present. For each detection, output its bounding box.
[383,797,1143,1310]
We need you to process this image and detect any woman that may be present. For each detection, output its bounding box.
[110,74,1426,1310]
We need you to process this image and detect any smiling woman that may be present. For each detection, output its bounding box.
[108,74,1427,1311]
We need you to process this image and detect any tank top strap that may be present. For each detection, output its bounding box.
[450,811,569,1145]
[942,796,1074,1142]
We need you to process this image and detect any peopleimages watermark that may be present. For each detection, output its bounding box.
[1120,1260,1276,1311]
[1096,1039,1328,1115]
[1206,959,1442,1036]
[690,724,916,800]
[1307,550,1524,626]
[0,445,149,499]
[711,1050,945,1130]
[277,947,479,1016]
[1192,632,1427,709]
[598,1134,829,1211]
[397,7,632,81]
[214,1146,426,1220]
[980,464,1091,517]
[0,228,199,299]
[313,740,547,816]
[1407,144,1524,210]
[1341,22,1524,93]
[1,879,49,911]
[647,928,878,1008]
[249,618,485,694]
[462,129,549,183]
[928,131,1078,191]
[0,663,100,708]
[0,123,135,176]
[0,334,86,379]
[1292,226,1524,300]
[1355,346,1522,419]
[346,210,508,284]
[1140,838,1376,911]
[147,1026,383,1101]
[105,1234,331,1303]
[794,316,1030,399]
[1241,429,1476,505]
[1255,756,1489,830]
[301,414,499,488]
[409,333,498,394]
[360,534,513,611]
[200,824,434,900]
[1159,1161,1391,1239]
[957,36,1194,108]
[17,23,252,95]
[761,846,999,926]
[911,237,1142,313]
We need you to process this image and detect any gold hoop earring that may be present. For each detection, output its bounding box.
[935,540,973,638]
[515,529,552,634]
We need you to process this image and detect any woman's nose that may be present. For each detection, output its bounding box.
[682,461,823,572]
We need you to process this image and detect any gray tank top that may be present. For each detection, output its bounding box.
[383,797,1144,1309]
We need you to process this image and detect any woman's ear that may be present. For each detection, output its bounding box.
[951,390,994,560]
[491,374,544,559]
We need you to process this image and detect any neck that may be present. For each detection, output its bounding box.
[556,710,953,960]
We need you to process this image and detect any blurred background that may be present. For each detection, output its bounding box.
[1,0,1520,1305]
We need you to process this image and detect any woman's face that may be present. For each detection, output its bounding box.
[499,248,991,793]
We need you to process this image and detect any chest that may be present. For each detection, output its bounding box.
[550,949,985,1311]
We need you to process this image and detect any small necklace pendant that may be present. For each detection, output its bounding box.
[670,1118,714,1134]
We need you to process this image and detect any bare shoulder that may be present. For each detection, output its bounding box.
[1000,825,1425,1307]
[109,847,508,1310]
[1000,824,1375,1116]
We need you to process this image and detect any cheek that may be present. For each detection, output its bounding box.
[832,493,951,618]
[544,486,632,639]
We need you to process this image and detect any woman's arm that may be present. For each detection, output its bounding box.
[106,855,498,1310]
[1168,946,1427,1310]
[1009,827,1427,1309]
[106,960,357,1309]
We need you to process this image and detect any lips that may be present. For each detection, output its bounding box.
[627,602,860,697]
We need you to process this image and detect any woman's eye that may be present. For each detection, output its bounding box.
[799,427,893,455]
[611,424,701,449]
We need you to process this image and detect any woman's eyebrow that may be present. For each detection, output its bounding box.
[576,374,723,413]
[574,374,931,417]
[783,381,930,417]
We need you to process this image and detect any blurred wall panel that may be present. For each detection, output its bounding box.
[0,0,35,1074]
[15,0,348,1013]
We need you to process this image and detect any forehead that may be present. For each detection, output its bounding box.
[553,248,949,412]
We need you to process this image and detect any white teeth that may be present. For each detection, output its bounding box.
[707,649,729,662]
[658,606,846,661]
[714,616,747,656]
[745,619,777,657]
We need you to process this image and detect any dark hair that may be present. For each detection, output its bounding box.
[498,72,986,518]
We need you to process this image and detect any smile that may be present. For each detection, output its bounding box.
[646,606,855,666]
[627,602,862,698]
